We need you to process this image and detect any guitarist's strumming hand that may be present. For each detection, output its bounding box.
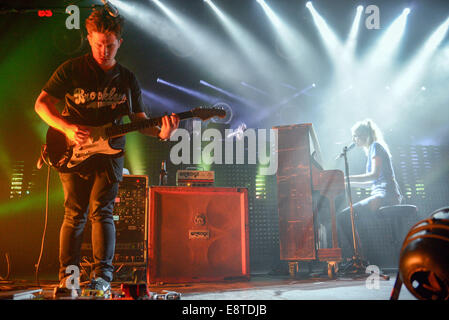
[158,113,180,140]
[64,123,91,146]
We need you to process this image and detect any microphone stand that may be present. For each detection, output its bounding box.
[339,146,390,280]
[340,145,368,276]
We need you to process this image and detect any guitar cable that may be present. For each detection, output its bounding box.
[35,145,51,287]
[0,253,10,281]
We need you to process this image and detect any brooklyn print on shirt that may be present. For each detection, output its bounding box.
[71,87,127,107]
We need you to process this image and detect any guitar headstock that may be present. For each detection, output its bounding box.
[191,107,226,121]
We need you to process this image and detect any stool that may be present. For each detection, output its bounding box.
[377,205,419,249]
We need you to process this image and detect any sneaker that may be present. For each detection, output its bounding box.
[84,277,111,298]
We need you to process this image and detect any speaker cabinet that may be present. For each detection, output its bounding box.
[147,186,249,283]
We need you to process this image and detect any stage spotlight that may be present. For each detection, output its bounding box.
[306,2,312,9]
[151,0,182,25]
[391,16,449,98]
[241,82,269,96]
[306,1,342,62]
[204,0,285,82]
[204,0,226,20]
[272,83,317,109]
[109,0,186,50]
[346,5,364,51]
[149,0,253,83]
[423,17,449,52]
[361,8,410,72]
[200,80,255,108]
[256,0,317,80]
[158,78,218,104]
[280,83,298,90]
[248,83,316,126]
[403,8,411,15]
[141,89,185,112]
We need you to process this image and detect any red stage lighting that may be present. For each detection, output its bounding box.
[38,10,53,17]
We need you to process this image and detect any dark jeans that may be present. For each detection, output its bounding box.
[59,169,118,282]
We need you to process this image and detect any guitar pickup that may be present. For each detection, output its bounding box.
[74,152,89,157]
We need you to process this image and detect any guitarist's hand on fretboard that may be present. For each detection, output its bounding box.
[158,113,180,140]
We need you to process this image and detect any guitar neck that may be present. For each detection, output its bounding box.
[106,110,194,138]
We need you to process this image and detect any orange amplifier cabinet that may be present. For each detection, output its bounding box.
[147,186,249,284]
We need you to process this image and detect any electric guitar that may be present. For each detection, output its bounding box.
[43,107,226,172]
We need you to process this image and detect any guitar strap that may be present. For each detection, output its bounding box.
[112,74,133,126]
[127,86,132,116]
[105,74,132,183]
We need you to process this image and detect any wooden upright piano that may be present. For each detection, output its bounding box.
[274,123,345,278]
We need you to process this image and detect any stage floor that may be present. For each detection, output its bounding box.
[0,270,416,301]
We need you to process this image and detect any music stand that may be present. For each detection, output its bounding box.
[339,145,389,280]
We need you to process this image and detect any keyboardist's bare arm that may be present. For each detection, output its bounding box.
[346,155,382,188]
[348,181,373,188]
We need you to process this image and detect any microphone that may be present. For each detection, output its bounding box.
[346,142,356,152]
[101,0,119,17]
[226,123,247,140]
[335,142,355,160]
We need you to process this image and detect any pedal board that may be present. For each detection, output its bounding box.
[0,289,42,300]
[81,288,110,299]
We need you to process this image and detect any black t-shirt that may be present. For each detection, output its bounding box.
[43,53,145,182]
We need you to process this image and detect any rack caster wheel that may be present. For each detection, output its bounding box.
[288,262,299,278]
[327,262,338,279]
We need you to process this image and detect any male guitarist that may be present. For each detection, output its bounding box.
[34,8,179,295]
